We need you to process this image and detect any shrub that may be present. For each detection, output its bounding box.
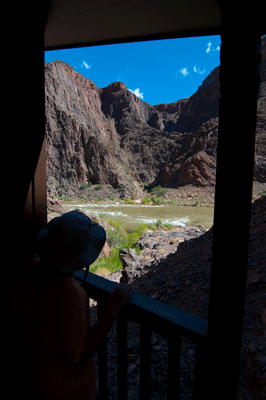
[159,189,167,196]
[143,182,151,191]
[151,195,164,205]
[108,220,123,229]
[92,222,148,274]
[127,224,148,247]
[142,196,151,204]
[80,182,92,189]
[162,222,174,230]
[91,248,122,274]
[155,218,163,228]
[151,185,168,197]
[151,185,162,192]
[59,196,74,201]
[124,198,135,204]
[167,199,176,205]
[106,226,128,248]
[151,195,166,205]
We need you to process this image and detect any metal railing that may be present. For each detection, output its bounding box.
[73,270,208,400]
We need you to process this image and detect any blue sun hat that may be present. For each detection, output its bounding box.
[36,210,106,273]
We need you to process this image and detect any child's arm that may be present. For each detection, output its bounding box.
[77,283,132,366]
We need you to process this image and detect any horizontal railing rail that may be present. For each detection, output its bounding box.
[73,270,208,399]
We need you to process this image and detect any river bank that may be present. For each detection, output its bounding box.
[74,183,217,207]
[50,181,266,207]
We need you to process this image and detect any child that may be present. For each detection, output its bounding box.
[10,210,132,399]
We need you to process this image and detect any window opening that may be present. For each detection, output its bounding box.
[44,35,266,399]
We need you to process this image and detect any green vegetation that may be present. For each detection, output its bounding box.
[167,199,176,205]
[98,212,106,220]
[151,195,165,205]
[141,195,167,205]
[90,222,148,274]
[54,194,75,201]
[155,218,163,228]
[143,182,151,192]
[78,196,87,201]
[80,182,92,189]
[142,196,151,204]
[124,197,135,204]
[143,185,168,197]
[89,215,176,274]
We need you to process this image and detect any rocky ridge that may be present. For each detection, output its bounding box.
[45,38,266,198]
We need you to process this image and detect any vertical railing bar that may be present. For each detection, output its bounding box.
[167,333,181,399]
[97,300,108,400]
[193,339,207,400]
[117,311,128,400]
[140,325,152,400]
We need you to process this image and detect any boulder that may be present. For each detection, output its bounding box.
[119,248,141,283]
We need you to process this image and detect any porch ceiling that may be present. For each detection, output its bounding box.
[44,0,221,50]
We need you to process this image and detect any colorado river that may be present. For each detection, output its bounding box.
[61,202,214,230]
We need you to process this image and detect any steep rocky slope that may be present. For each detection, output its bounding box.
[175,66,220,134]
[45,61,134,193]
[45,39,266,196]
[255,37,266,182]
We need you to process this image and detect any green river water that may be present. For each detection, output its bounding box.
[61,202,214,230]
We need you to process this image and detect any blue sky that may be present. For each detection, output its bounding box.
[45,35,221,106]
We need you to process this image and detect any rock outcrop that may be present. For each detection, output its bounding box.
[112,227,206,285]
[119,248,141,283]
[45,38,266,196]
[45,60,135,196]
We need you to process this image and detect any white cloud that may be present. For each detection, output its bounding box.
[81,61,92,69]
[206,42,220,53]
[179,67,189,76]
[206,42,212,53]
[193,65,206,75]
[129,88,144,99]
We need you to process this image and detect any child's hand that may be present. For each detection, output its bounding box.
[109,283,133,314]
